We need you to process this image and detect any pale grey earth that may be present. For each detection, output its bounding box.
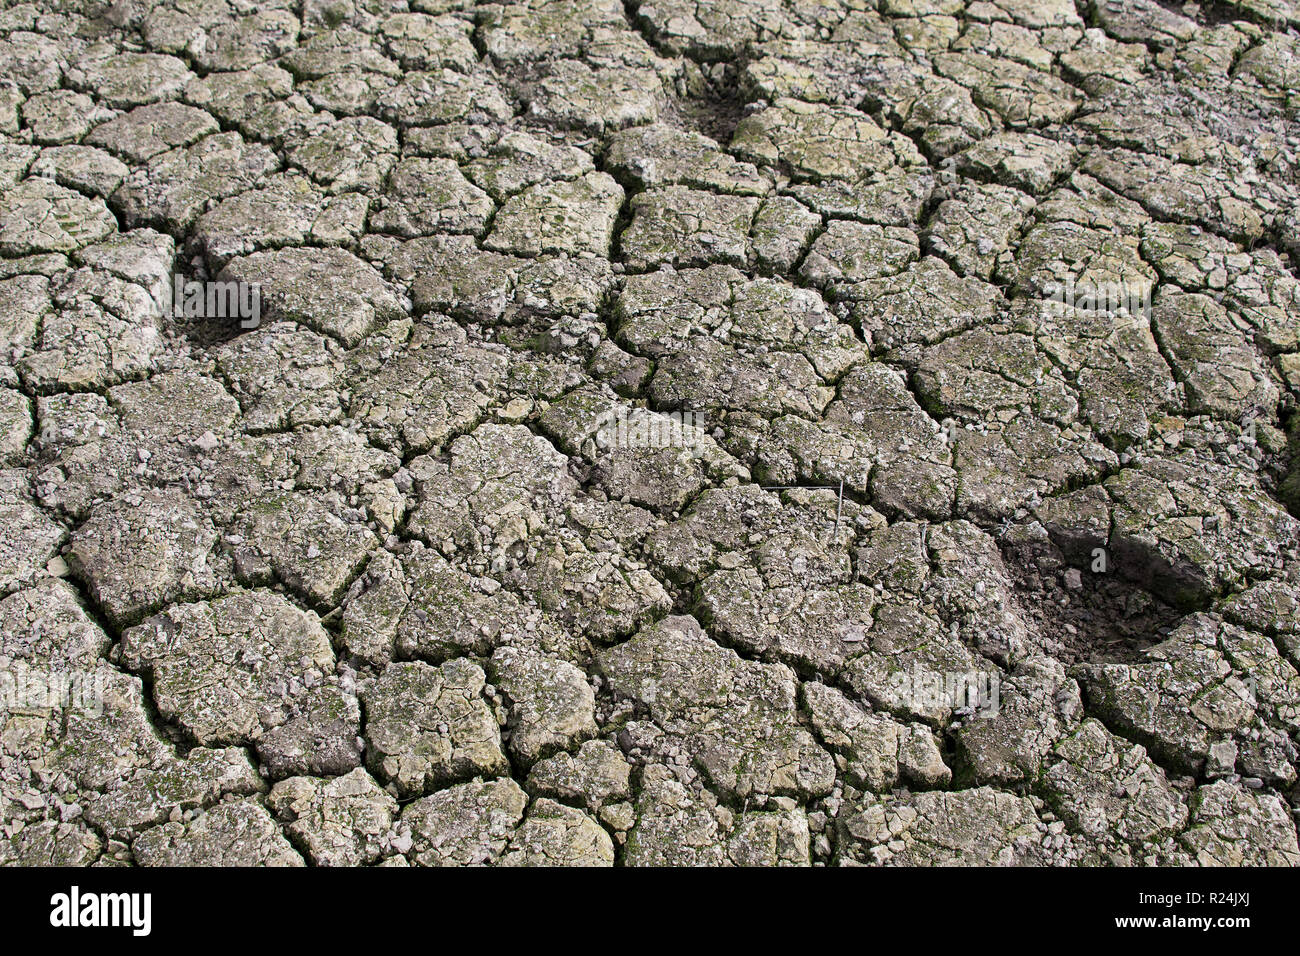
[1,0,1300,868]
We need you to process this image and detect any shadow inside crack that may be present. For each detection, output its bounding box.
[998,530,1187,665]
[668,64,749,144]
[1278,409,1300,520]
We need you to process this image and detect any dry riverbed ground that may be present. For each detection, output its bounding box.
[2,0,1300,866]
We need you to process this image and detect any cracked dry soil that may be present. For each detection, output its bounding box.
[2,0,1300,868]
